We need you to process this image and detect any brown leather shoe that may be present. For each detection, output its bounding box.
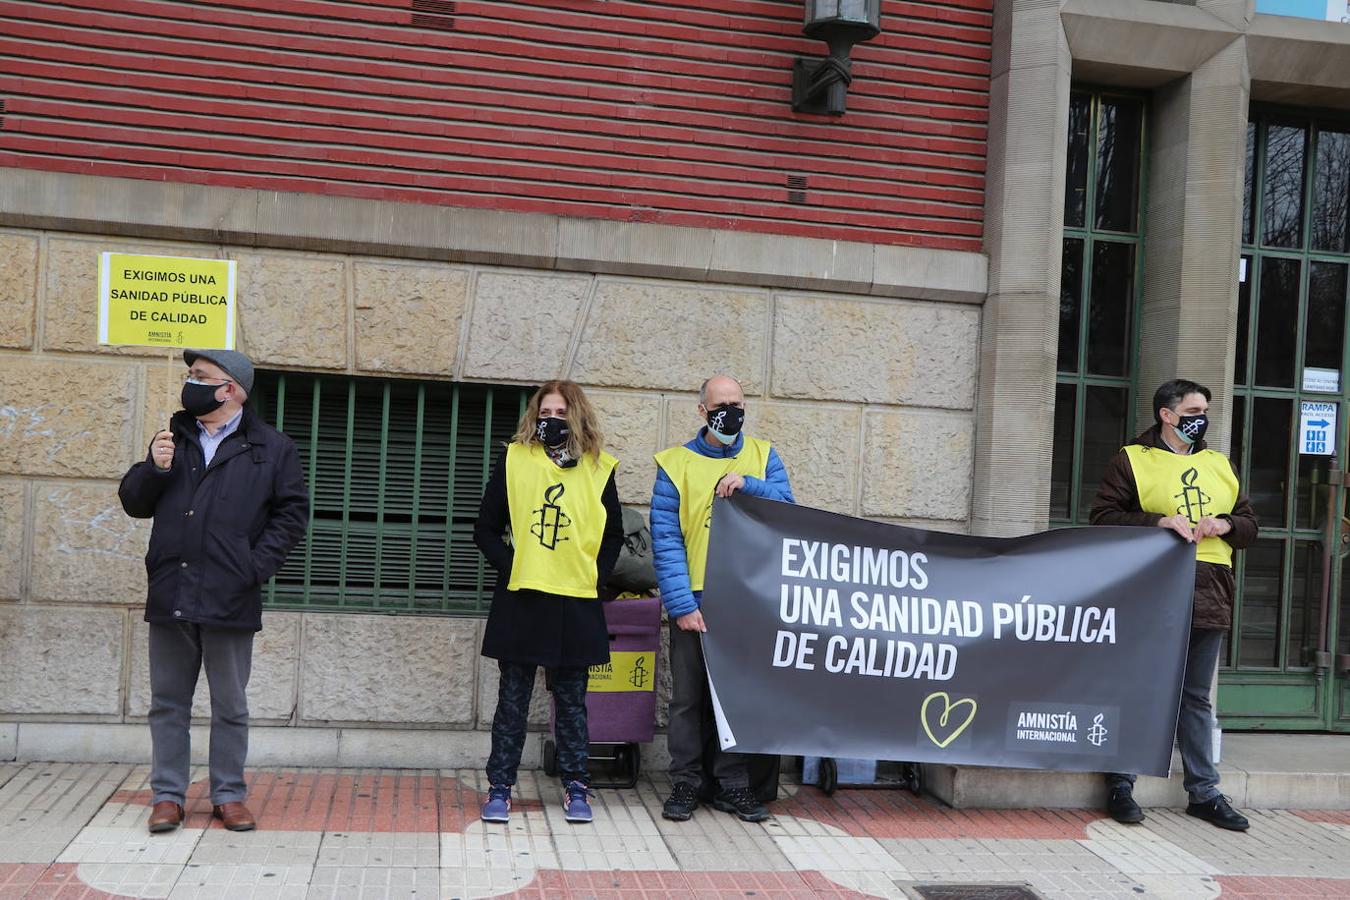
[212,801,256,832]
[147,801,184,834]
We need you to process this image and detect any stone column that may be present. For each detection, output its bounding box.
[971,0,1073,536]
[1136,39,1250,454]
[1196,0,1254,31]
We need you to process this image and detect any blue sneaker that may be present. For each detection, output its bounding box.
[562,781,593,824]
[480,784,511,823]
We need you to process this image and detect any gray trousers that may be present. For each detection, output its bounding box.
[667,625,750,791]
[148,622,254,806]
[1107,628,1224,803]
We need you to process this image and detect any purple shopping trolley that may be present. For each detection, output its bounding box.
[545,595,662,788]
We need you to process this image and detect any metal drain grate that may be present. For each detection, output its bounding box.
[913,885,1043,900]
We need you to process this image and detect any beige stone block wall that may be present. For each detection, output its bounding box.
[353,261,468,377]
[0,232,38,349]
[0,480,24,602]
[232,251,348,370]
[29,482,149,604]
[0,606,125,716]
[299,615,479,726]
[861,409,976,521]
[0,224,981,739]
[0,357,142,479]
[773,295,980,408]
[463,270,591,382]
[570,281,770,393]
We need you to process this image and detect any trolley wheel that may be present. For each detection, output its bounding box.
[542,739,558,777]
[819,758,838,796]
[903,763,923,795]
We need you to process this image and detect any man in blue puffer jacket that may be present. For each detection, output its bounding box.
[652,374,794,823]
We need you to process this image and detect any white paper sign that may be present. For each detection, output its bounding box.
[1302,367,1341,393]
[1299,401,1337,456]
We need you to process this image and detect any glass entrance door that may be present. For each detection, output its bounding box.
[1222,113,1350,731]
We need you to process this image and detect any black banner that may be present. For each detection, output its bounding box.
[700,495,1196,776]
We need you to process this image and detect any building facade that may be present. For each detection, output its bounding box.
[0,0,1347,787]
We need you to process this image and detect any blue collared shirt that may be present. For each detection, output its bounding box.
[197,410,243,467]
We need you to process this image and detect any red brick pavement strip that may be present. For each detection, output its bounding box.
[18,864,128,900]
[106,770,1102,840]
[0,864,47,900]
[1293,810,1350,826]
[774,784,1099,840]
[112,772,545,833]
[1216,876,1350,898]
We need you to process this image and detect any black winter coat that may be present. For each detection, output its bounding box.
[119,407,310,632]
[474,452,624,668]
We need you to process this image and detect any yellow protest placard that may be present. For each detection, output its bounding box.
[587,652,656,693]
[98,253,236,349]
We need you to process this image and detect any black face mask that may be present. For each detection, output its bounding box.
[1173,413,1209,446]
[536,416,570,449]
[705,404,745,441]
[182,380,225,418]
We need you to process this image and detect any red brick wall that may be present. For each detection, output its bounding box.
[0,0,991,250]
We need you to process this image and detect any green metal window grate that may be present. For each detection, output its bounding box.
[1051,89,1147,527]
[250,372,532,615]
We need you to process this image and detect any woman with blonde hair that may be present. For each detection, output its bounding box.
[473,380,623,824]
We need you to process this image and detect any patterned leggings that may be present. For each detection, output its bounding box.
[486,660,590,787]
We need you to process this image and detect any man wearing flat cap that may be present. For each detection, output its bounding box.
[119,350,308,834]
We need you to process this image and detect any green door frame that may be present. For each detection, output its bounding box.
[1221,110,1350,732]
[1051,89,1148,529]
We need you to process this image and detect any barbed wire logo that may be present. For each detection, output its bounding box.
[1174,468,1211,521]
[1087,713,1109,747]
[628,655,650,689]
[531,483,571,549]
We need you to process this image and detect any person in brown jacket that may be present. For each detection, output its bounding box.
[1089,378,1258,832]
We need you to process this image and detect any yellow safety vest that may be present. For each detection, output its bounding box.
[1124,443,1240,567]
[505,442,618,598]
[654,436,771,591]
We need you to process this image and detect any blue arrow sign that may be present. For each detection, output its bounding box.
[1308,419,1331,428]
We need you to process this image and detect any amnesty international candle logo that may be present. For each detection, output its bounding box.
[1088,713,1109,747]
[588,653,655,693]
[629,655,651,689]
[920,691,977,749]
[531,483,572,549]
[1174,467,1211,521]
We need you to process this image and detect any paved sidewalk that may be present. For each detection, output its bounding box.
[1,763,1348,899]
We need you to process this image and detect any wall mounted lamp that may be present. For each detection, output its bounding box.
[792,0,882,116]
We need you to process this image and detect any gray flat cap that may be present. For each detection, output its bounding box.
[183,348,255,395]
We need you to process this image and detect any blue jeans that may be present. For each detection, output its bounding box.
[1107,628,1224,803]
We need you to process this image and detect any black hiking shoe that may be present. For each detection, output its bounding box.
[712,786,770,823]
[1106,787,1144,824]
[662,782,700,822]
[1186,794,1249,831]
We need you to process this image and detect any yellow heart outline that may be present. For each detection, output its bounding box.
[920,691,978,749]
